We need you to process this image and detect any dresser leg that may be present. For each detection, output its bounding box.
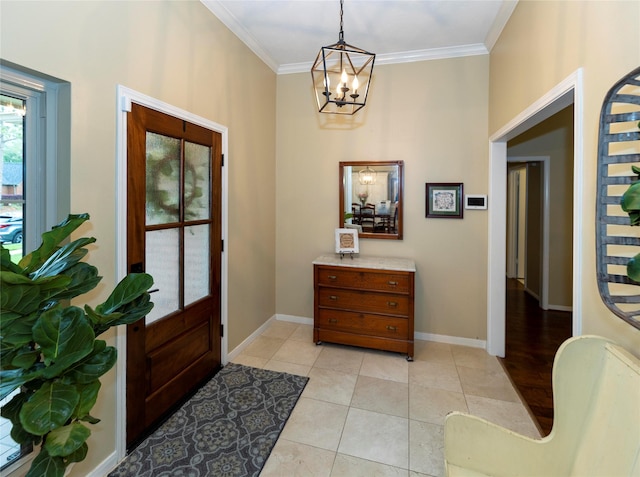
[406,355,413,362]
[316,341,323,345]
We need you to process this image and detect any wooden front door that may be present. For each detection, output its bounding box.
[126,103,222,447]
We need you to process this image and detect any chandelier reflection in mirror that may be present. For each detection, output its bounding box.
[358,166,376,185]
[311,0,375,115]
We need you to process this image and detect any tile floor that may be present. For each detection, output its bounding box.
[231,320,541,477]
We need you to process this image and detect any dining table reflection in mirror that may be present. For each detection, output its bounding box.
[339,161,404,240]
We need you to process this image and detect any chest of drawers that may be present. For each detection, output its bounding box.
[313,255,415,360]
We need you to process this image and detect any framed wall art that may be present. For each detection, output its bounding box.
[335,228,359,255]
[426,182,464,218]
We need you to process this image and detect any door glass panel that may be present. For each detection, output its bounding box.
[184,142,211,221]
[145,228,180,324]
[184,224,210,306]
[146,132,180,225]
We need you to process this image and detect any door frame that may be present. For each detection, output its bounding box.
[114,85,228,460]
[487,69,583,357]
[507,156,551,310]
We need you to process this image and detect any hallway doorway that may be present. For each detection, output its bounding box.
[487,69,583,357]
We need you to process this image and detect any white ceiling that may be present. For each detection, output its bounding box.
[201,0,518,74]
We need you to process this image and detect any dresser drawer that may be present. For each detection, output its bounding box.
[316,266,410,294]
[317,309,408,338]
[317,287,409,315]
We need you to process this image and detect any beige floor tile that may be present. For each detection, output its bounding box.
[413,340,454,365]
[409,384,467,425]
[272,339,323,367]
[408,360,462,393]
[260,438,335,477]
[409,420,444,477]
[314,344,365,375]
[303,368,358,406]
[280,397,349,451]
[351,375,408,418]
[360,352,409,383]
[229,354,268,368]
[465,395,540,438]
[450,345,502,372]
[338,408,409,469]
[331,454,409,476]
[262,320,300,339]
[289,323,314,342]
[242,335,285,360]
[457,365,520,402]
[264,359,311,377]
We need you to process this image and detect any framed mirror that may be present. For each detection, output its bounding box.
[339,161,404,240]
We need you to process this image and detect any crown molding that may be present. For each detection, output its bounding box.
[200,0,280,73]
[277,44,489,75]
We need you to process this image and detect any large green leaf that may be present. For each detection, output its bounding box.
[20,381,79,436]
[49,263,102,301]
[0,245,22,273]
[65,342,117,384]
[33,306,95,371]
[73,380,101,419]
[1,273,72,319]
[87,293,153,336]
[621,181,640,225]
[45,421,91,457]
[25,447,66,477]
[628,253,640,282]
[1,391,39,445]
[95,273,154,315]
[1,313,38,349]
[30,237,95,281]
[19,213,90,274]
[0,368,42,400]
[65,442,88,463]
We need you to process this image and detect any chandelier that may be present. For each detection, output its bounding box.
[358,166,376,185]
[311,0,376,115]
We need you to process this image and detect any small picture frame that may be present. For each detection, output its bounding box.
[335,228,359,254]
[426,182,464,218]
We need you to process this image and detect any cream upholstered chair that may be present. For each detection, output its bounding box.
[444,335,640,477]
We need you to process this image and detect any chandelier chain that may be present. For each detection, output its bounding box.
[339,0,344,42]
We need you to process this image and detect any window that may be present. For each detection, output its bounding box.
[0,61,70,472]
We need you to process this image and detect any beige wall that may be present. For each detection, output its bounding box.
[508,106,574,308]
[1,1,276,474]
[490,0,640,351]
[276,56,490,340]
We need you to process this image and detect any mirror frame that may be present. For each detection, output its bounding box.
[339,160,404,240]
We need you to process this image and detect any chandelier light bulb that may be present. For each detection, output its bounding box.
[352,75,359,91]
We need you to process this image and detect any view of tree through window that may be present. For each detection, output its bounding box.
[0,93,25,264]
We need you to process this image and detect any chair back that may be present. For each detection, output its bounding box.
[551,336,640,476]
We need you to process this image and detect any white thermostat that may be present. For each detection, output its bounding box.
[465,194,487,210]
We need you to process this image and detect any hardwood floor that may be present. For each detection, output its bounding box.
[500,278,572,436]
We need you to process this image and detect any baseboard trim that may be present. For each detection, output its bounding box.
[226,315,277,362]
[275,314,314,325]
[414,331,486,349]
[276,315,487,350]
[87,453,118,477]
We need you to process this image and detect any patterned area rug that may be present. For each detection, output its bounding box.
[109,363,308,477]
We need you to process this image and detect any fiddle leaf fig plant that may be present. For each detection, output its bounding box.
[0,213,154,477]
[620,121,640,281]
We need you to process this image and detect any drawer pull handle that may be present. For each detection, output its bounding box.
[388,281,398,286]
[328,275,337,280]
[386,325,397,332]
[329,295,338,301]
[328,318,338,324]
[387,301,398,307]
